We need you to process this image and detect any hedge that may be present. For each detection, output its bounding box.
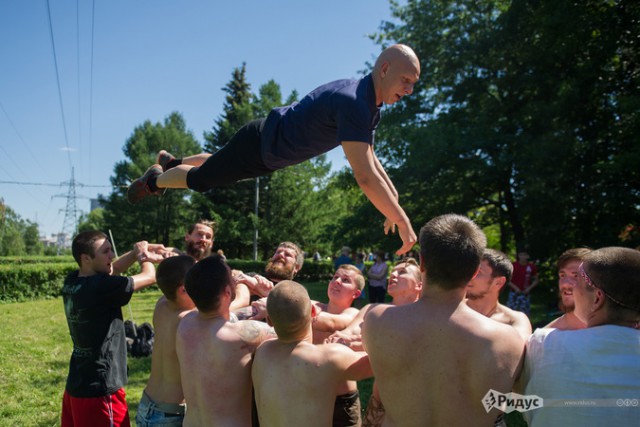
[0,256,75,265]
[0,263,77,303]
[0,258,337,303]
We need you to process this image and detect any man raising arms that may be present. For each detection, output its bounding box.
[363,214,525,427]
[252,280,372,427]
[136,256,196,426]
[176,255,276,426]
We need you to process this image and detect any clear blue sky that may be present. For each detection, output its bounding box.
[0,0,399,237]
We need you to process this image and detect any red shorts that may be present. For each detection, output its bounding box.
[61,388,131,427]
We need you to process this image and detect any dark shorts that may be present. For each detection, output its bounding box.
[186,119,275,192]
[334,390,362,427]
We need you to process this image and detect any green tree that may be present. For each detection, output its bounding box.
[0,203,26,256]
[373,0,640,258]
[101,112,202,250]
[196,63,258,258]
[77,208,106,233]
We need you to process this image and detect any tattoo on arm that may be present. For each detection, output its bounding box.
[234,306,255,321]
[362,393,386,427]
[237,321,277,350]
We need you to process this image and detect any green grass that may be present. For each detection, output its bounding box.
[0,282,555,426]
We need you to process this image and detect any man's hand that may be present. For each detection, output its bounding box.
[396,221,417,256]
[249,298,268,321]
[234,273,274,297]
[384,218,396,235]
[325,331,363,351]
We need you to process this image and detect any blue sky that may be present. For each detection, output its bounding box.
[0,0,398,237]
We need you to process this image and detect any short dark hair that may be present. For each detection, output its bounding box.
[156,256,196,301]
[584,247,640,313]
[483,249,513,282]
[71,230,108,266]
[184,255,232,313]
[419,214,486,290]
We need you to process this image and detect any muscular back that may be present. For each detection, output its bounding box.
[363,300,525,427]
[252,340,370,427]
[176,313,274,427]
[145,297,193,404]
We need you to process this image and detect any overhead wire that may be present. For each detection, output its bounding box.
[46,0,73,170]
[88,0,96,185]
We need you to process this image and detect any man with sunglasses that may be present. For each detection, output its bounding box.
[518,246,640,426]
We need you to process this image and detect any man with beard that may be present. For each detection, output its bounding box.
[544,248,591,330]
[182,220,215,261]
[466,249,532,340]
[232,241,304,320]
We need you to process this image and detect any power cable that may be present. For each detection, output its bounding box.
[0,179,123,188]
[88,0,96,185]
[46,0,73,169]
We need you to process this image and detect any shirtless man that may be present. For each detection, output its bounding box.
[312,264,364,344]
[310,264,364,426]
[363,214,525,427]
[466,249,533,340]
[176,255,276,426]
[136,256,195,426]
[326,258,422,351]
[544,247,591,330]
[325,259,422,427]
[252,280,372,427]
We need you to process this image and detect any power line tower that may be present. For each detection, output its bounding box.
[53,167,81,255]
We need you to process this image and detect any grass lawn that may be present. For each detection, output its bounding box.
[0,282,554,426]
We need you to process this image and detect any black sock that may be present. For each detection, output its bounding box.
[166,158,182,170]
[148,175,159,192]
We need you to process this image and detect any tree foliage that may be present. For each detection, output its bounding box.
[0,202,43,256]
[373,0,640,258]
[100,112,203,250]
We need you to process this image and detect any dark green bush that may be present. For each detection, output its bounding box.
[0,263,76,302]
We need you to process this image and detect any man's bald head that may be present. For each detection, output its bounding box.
[266,280,312,342]
[372,44,420,106]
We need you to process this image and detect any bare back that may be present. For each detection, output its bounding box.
[252,340,371,427]
[145,297,193,404]
[176,312,274,427]
[363,299,525,427]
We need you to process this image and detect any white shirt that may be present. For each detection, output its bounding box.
[521,325,640,426]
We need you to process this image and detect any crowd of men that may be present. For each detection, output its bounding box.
[60,214,640,427]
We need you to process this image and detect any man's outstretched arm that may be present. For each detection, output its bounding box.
[342,141,416,255]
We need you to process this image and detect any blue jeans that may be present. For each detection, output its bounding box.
[135,392,185,427]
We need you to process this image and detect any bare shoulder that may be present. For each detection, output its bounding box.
[364,302,393,321]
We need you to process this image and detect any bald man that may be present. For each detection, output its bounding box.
[251,281,372,427]
[128,44,421,255]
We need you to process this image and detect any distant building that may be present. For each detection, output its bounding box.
[90,198,103,212]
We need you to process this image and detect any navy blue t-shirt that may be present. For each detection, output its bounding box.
[62,270,134,397]
[260,73,381,170]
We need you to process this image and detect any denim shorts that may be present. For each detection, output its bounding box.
[135,391,185,427]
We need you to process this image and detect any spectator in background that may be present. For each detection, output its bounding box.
[334,246,354,270]
[367,251,388,303]
[507,249,539,315]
